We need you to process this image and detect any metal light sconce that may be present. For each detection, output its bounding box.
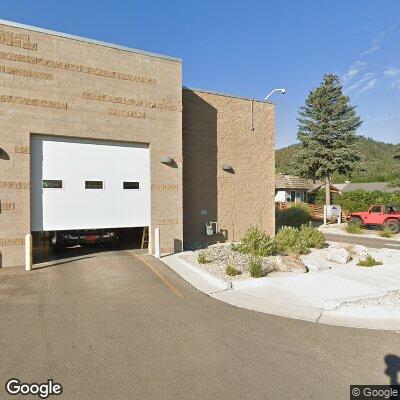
[161,156,174,165]
[0,148,10,160]
[222,164,234,173]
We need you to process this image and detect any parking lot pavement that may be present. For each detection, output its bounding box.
[0,251,399,399]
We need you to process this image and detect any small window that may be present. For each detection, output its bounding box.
[123,181,140,190]
[85,181,103,189]
[370,205,382,213]
[43,179,63,189]
[290,190,296,203]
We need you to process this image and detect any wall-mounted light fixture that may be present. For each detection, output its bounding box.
[161,156,174,165]
[0,148,10,160]
[222,164,234,173]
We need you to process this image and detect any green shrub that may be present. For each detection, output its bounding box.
[275,225,325,256]
[289,241,310,257]
[197,250,211,264]
[380,227,394,238]
[275,226,299,252]
[226,263,242,276]
[249,257,263,278]
[299,225,326,249]
[357,255,383,267]
[346,221,364,234]
[275,203,311,229]
[316,188,400,213]
[232,227,277,257]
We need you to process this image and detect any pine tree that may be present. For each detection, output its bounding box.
[389,152,400,188]
[293,74,362,205]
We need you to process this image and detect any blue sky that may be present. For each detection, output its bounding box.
[1,0,399,148]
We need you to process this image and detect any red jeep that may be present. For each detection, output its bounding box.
[348,205,400,233]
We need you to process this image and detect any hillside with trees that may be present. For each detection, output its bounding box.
[276,136,400,184]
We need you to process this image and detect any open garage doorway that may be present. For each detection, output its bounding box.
[32,227,148,264]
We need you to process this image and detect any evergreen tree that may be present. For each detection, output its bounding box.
[389,152,400,188]
[293,74,362,205]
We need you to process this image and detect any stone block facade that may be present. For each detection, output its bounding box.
[0,21,182,267]
[182,89,275,248]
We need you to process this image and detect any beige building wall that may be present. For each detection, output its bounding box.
[0,21,183,267]
[182,89,275,248]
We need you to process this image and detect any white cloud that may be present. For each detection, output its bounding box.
[346,72,374,92]
[360,34,382,56]
[343,26,398,95]
[361,44,380,56]
[383,67,400,90]
[345,72,380,96]
[356,78,379,95]
[384,67,400,78]
[343,60,366,83]
[390,79,400,89]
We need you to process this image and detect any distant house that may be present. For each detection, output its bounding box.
[275,174,325,203]
[334,181,399,193]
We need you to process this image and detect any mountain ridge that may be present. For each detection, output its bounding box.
[275,136,400,183]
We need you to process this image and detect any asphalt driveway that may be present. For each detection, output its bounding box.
[0,250,399,400]
[324,232,400,250]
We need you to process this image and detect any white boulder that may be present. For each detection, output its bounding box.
[274,255,308,273]
[326,247,352,264]
[300,250,333,272]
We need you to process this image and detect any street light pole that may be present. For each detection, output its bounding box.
[264,88,286,101]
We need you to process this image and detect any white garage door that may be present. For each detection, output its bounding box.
[31,136,150,232]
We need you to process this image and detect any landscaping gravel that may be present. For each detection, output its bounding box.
[180,241,400,280]
[179,244,277,281]
[346,290,400,312]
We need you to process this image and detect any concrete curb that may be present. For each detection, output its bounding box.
[177,257,232,291]
[320,305,400,330]
[162,254,231,294]
[161,254,400,331]
[211,290,323,322]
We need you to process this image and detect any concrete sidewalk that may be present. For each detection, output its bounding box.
[162,254,400,330]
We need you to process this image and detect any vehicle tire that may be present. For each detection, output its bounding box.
[349,217,363,225]
[384,219,400,233]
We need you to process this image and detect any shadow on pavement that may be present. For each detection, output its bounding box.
[385,354,400,385]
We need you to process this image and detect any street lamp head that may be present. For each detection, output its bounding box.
[264,88,286,101]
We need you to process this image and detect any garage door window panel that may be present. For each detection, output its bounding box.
[85,181,104,189]
[43,179,63,189]
[123,181,140,190]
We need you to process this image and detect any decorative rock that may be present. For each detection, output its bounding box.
[326,247,351,264]
[274,255,308,273]
[300,250,332,272]
[353,245,368,253]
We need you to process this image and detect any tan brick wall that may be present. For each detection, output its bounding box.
[182,89,275,248]
[0,22,182,267]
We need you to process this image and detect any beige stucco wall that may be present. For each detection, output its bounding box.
[182,89,275,248]
[0,22,182,267]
